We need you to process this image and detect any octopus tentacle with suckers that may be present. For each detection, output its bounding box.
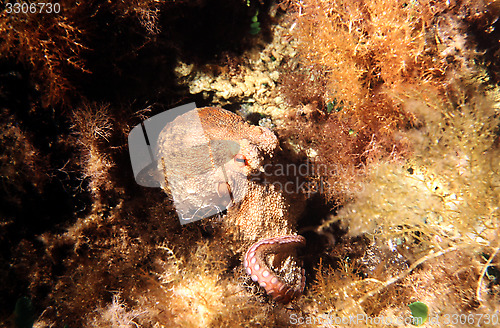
[156,106,307,303]
[244,235,306,303]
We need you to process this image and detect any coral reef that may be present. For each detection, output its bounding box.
[310,79,500,326]
[274,0,499,203]
[288,0,493,105]
[335,81,500,242]
[1,0,499,327]
[174,11,298,122]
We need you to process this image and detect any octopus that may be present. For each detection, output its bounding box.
[156,106,307,303]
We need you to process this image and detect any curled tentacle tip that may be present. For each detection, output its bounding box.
[244,235,306,303]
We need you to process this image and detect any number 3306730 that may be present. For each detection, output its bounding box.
[5,2,61,14]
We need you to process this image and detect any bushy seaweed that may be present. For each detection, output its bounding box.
[313,79,500,323]
[0,0,88,107]
[1,1,500,327]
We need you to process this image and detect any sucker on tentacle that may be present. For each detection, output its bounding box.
[243,235,306,303]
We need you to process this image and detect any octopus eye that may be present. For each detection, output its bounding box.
[234,154,247,166]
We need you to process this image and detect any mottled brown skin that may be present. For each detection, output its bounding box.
[156,107,306,302]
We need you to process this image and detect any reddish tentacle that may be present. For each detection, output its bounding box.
[243,235,306,303]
